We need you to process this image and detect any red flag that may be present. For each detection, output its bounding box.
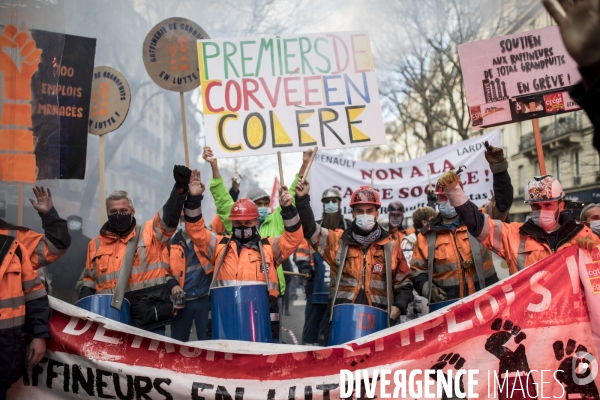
[269,177,280,212]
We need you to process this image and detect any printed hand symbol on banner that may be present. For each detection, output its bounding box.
[430,353,467,400]
[553,339,600,399]
[0,24,42,101]
[485,318,532,372]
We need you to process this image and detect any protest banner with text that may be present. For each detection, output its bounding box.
[308,130,501,220]
[0,25,96,183]
[197,31,386,158]
[458,26,581,130]
[9,245,600,399]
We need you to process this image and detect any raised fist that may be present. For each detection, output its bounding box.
[0,25,42,101]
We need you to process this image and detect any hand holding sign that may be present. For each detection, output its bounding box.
[295,180,310,197]
[543,0,600,68]
[279,185,292,207]
[202,146,217,167]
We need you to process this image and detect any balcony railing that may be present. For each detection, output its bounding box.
[519,116,583,152]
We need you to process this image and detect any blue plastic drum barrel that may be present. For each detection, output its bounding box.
[428,299,459,312]
[75,294,132,325]
[328,304,388,345]
[211,284,272,343]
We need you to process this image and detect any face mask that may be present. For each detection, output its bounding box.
[324,202,339,213]
[108,212,132,232]
[531,208,559,232]
[233,225,257,243]
[390,216,403,227]
[438,201,457,218]
[257,207,269,222]
[355,214,376,231]
[68,221,82,231]
[590,220,600,235]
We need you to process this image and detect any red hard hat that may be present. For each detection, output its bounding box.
[229,198,259,221]
[349,186,381,208]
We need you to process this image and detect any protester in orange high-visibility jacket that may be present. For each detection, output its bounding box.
[441,170,598,274]
[0,233,51,398]
[303,186,353,345]
[0,186,70,270]
[79,166,189,334]
[183,170,304,343]
[295,179,413,344]
[165,213,213,342]
[387,201,414,243]
[410,142,511,305]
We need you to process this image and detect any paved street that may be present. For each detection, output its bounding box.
[281,286,308,345]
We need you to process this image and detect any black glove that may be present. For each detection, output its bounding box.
[173,165,192,191]
[427,189,437,207]
[306,270,315,282]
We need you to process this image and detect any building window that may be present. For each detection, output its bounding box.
[518,165,524,195]
[553,155,560,181]
[574,150,581,177]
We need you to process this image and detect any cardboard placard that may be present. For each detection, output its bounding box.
[197,31,387,158]
[88,66,131,136]
[458,26,581,129]
[142,17,209,92]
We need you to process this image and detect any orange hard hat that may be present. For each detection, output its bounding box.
[229,198,259,221]
[349,186,381,208]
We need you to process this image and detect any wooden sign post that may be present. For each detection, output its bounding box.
[530,102,547,175]
[277,151,285,188]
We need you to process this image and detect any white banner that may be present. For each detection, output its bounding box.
[307,130,501,220]
[197,31,387,158]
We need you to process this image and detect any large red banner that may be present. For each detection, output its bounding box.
[9,246,600,399]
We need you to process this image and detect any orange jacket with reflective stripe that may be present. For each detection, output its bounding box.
[165,237,212,288]
[474,214,594,274]
[1,227,67,270]
[295,240,313,266]
[389,226,414,244]
[185,214,303,298]
[81,213,176,294]
[0,235,50,387]
[0,237,48,330]
[446,185,597,274]
[410,216,496,298]
[308,224,412,310]
[0,208,70,270]
[209,214,227,235]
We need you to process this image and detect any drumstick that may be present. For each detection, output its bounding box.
[277,151,284,187]
[300,146,318,184]
[427,170,432,192]
[283,271,310,279]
